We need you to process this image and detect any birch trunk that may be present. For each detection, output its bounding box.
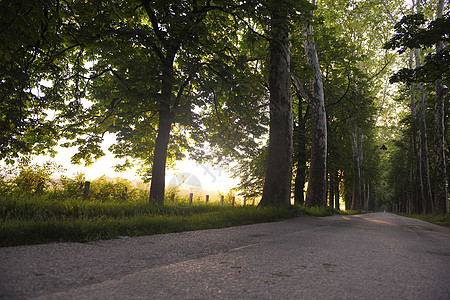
[433,0,448,214]
[260,1,293,206]
[304,1,327,207]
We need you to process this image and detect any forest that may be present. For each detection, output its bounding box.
[0,0,448,215]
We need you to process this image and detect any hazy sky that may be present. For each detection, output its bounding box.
[31,132,238,193]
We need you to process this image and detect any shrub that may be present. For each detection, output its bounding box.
[59,173,86,199]
[0,158,65,197]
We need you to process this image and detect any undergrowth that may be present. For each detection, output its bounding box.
[0,195,295,247]
[397,213,450,227]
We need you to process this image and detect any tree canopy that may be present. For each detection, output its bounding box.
[1,0,448,213]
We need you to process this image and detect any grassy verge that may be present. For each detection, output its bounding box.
[0,195,296,247]
[397,213,450,227]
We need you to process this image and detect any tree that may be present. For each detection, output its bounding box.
[56,0,264,205]
[385,2,449,214]
[302,0,327,207]
[433,0,449,214]
[0,0,68,161]
[259,0,293,206]
[292,87,309,206]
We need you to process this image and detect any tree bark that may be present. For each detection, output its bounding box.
[329,173,335,208]
[350,126,362,210]
[344,188,351,211]
[294,158,306,205]
[433,0,448,214]
[334,171,340,210]
[364,183,370,211]
[259,1,293,206]
[149,53,176,205]
[414,48,434,214]
[409,49,424,214]
[304,3,327,207]
[149,109,172,204]
[294,96,307,205]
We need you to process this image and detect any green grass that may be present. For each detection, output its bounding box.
[397,213,450,227]
[0,193,374,247]
[0,195,296,247]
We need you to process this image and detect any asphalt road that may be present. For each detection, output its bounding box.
[1,212,449,299]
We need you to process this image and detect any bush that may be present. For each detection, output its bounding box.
[0,158,65,197]
[59,173,86,199]
[87,176,149,202]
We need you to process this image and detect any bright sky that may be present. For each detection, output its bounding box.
[19,83,240,194]
[31,132,239,193]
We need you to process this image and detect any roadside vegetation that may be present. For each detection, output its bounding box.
[397,213,450,227]
[2,161,445,248]
[0,164,292,246]
[0,161,366,247]
[0,195,298,247]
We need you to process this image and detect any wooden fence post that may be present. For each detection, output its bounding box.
[83,181,90,200]
[252,198,255,206]
[220,195,224,205]
[36,180,44,195]
[122,186,128,201]
[243,197,246,206]
[206,194,209,203]
[232,196,235,206]
[189,193,193,204]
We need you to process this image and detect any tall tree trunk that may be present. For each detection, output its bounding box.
[344,189,351,211]
[294,157,306,205]
[149,109,172,204]
[350,126,362,210]
[364,183,370,211]
[329,173,335,208]
[407,169,414,214]
[294,98,307,205]
[334,171,340,210]
[304,1,327,207]
[433,0,448,214]
[260,1,293,206]
[409,50,424,214]
[149,53,176,205]
[414,48,434,214]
